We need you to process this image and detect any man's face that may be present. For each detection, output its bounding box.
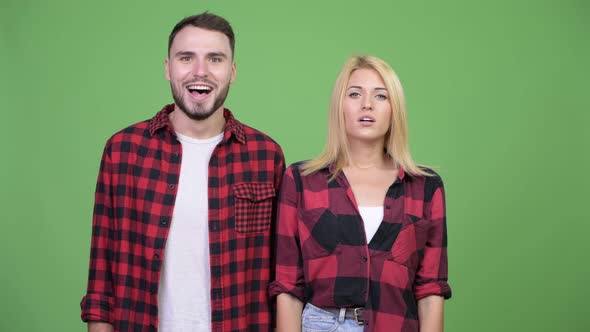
[165,26,236,121]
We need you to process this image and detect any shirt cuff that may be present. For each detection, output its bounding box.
[268,281,305,302]
[80,292,115,324]
[414,281,452,300]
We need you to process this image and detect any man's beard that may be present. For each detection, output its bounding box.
[171,81,230,121]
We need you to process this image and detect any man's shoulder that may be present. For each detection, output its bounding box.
[105,105,172,146]
[240,123,282,149]
[104,119,152,146]
[99,118,161,159]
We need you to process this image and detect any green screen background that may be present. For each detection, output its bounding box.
[1,0,588,331]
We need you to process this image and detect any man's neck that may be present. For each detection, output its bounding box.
[169,107,226,139]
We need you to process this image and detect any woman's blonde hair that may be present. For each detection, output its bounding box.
[301,54,432,178]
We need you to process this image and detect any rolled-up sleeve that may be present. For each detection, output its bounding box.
[269,166,305,301]
[414,176,452,300]
[80,144,115,323]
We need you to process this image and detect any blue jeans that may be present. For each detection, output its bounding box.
[301,303,364,332]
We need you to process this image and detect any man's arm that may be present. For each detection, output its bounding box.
[80,144,116,324]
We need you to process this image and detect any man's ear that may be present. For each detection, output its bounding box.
[165,58,170,81]
[230,61,237,84]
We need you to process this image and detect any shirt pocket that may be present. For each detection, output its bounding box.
[232,182,276,234]
[388,214,430,270]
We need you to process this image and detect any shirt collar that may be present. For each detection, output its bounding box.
[148,104,246,144]
[397,167,406,180]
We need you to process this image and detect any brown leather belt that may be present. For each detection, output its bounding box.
[320,307,365,325]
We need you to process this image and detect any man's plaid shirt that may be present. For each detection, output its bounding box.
[81,104,285,331]
[270,163,451,331]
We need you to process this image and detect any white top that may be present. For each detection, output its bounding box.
[358,206,384,243]
[158,132,223,332]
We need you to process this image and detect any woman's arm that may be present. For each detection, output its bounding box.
[276,293,304,332]
[417,295,444,332]
[414,175,451,331]
[269,166,307,329]
[88,322,114,332]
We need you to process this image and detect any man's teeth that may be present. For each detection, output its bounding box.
[189,85,211,90]
[187,85,212,92]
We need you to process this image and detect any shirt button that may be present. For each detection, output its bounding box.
[171,152,179,159]
[210,221,219,232]
[160,217,169,226]
[210,157,218,166]
[151,254,161,271]
[168,184,175,190]
[361,256,367,262]
[385,205,391,209]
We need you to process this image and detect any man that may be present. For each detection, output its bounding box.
[80,12,285,332]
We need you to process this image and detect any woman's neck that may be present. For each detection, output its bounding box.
[346,139,390,169]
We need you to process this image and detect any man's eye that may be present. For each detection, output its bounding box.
[375,94,388,100]
[210,57,223,63]
[180,56,191,62]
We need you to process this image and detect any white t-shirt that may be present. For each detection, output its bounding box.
[358,206,384,243]
[158,132,223,332]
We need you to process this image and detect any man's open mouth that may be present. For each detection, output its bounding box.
[187,84,212,96]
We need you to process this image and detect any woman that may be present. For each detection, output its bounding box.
[270,55,451,332]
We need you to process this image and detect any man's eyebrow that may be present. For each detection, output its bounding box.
[173,51,196,57]
[208,51,229,58]
[172,51,229,59]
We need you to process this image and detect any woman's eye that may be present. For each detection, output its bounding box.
[349,92,361,98]
[375,94,388,100]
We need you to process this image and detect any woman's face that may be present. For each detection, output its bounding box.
[342,68,392,144]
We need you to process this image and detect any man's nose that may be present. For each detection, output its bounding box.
[191,60,208,77]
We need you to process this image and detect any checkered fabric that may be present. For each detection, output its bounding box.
[81,104,285,331]
[270,163,451,332]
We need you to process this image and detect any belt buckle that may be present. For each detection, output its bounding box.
[353,307,364,325]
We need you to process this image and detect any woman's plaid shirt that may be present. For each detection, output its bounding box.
[81,104,285,331]
[270,163,451,332]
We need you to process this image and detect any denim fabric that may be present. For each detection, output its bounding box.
[301,303,364,332]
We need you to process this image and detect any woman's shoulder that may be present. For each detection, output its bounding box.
[404,166,444,187]
[411,167,445,201]
[287,160,330,175]
[416,166,442,181]
[287,160,307,170]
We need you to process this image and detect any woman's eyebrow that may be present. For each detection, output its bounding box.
[347,86,387,90]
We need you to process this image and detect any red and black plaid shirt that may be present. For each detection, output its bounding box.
[269,163,451,332]
[81,104,285,331]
